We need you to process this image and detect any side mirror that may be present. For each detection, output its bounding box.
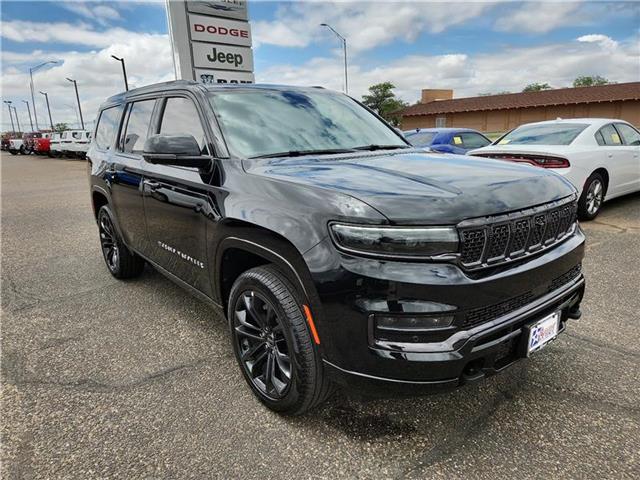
[142,134,211,169]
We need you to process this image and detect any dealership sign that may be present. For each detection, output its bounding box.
[166,0,254,83]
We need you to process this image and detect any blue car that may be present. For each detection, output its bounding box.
[404,128,492,154]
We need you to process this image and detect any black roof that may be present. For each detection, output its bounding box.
[102,80,328,106]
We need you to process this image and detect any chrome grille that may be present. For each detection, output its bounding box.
[458,198,577,270]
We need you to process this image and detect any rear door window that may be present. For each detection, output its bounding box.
[597,124,623,146]
[121,100,156,154]
[95,105,124,150]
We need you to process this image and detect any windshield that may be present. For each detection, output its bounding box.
[208,89,407,158]
[497,123,588,145]
[404,131,436,146]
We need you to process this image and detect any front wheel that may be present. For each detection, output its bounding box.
[228,266,332,415]
[578,173,605,220]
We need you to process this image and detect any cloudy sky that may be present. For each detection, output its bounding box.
[1,0,639,131]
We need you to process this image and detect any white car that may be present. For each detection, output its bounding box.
[50,132,63,156]
[68,130,92,158]
[469,118,640,219]
[8,137,24,155]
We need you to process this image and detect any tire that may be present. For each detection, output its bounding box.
[9,150,17,155]
[97,206,145,279]
[228,265,333,415]
[578,173,606,220]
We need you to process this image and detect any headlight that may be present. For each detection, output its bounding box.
[329,223,459,259]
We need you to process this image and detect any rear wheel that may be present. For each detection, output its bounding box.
[97,206,145,279]
[578,173,605,220]
[228,265,332,414]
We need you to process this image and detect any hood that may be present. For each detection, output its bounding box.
[242,150,576,224]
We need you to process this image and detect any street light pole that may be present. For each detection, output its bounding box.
[4,100,16,134]
[66,78,85,130]
[11,106,21,133]
[29,60,59,131]
[22,100,34,132]
[39,91,54,131]
[111,55,129,91]
[320,23,348,94]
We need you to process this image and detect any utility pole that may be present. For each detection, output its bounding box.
[111,55,129,91]
[22,100,34,131]
[320,23,348,94]
[29,60,58,130]
[66,78,85,130]
[4,100,15,134]
[11,106,21,133]
[39,91,54,131]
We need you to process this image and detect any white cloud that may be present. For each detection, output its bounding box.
[494,1,583,33]
[1,30,173,130]
[253,1,496,52]
[257,34,640,102]
[60,1,123,26]
[0,20,167,48]
[577,34,618,51]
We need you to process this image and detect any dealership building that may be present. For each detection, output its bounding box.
[399,82,640,133]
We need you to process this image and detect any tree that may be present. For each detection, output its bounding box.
[53,123,69,133]
[522,83,552,92]
[361,82,408,126]
[573,75,611,87]
[478,91,512,96]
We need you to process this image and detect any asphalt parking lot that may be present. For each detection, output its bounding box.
[1,151,639,479]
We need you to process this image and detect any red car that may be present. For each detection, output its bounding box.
[34,132,52,155]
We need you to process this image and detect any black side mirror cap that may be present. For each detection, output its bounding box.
[142,134,211,169]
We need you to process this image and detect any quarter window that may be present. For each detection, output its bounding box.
[614,123,640,146]
[597,124,623,146]
[122,100,156,154]
[95,105,124,150]
[159,97,207,152]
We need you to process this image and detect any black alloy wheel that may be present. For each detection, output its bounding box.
[97,206,145,279]
[228,266,333,414]
[233,291,292,399]
[99,211,120,273]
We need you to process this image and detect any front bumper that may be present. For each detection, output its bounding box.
[304,228,586,394]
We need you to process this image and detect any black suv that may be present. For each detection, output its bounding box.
[88,81,585,414]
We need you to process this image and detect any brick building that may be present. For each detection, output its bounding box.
[400,82,640,133]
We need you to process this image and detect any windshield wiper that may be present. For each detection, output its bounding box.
[351,144,410,151]
[250,148,357,159]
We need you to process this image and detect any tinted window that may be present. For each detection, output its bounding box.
[405,131,436,146]
[160,97,207,152]
[122,100,155,153]
[598,124,623,146]
[498,123,588,145]
[208,90,406,158]
[615,123,640,146]
[95,105,124,150]
[595,130,606,146]
[460,132,491,149]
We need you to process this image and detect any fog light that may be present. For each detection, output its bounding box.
[374,314,454,332]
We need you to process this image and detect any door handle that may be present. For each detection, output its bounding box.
[143,180,161,189]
